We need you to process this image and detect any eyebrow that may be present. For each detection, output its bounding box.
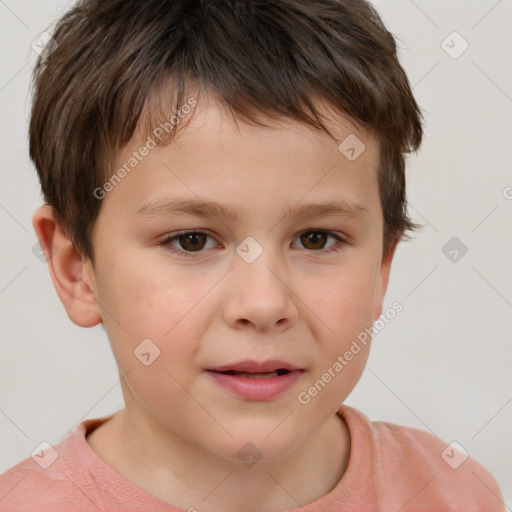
[136,197,369,223]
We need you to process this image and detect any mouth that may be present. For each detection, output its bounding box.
[205,360,304,401]
[211,368,293,379]
[206,359,302,374]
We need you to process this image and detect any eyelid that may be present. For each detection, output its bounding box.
[290,229,346,249]
[159,229,220,258]
[159,229,348,257]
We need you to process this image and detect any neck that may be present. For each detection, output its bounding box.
[87,406,350,512]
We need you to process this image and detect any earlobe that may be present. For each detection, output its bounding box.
[32,205,102,328]
[373,241,398,321]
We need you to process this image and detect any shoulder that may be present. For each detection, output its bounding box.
[0,424,105,511]
[338,405,505,511]
[0,458,99,511]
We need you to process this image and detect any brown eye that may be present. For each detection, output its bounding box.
[176,232,208,252]
[292,230,346,253]
[159,231,217,256]
[299,231,328,250]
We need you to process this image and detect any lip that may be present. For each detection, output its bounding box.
[206,359,301,373]
[205,359,305,401]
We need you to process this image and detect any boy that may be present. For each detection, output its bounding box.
[0,0,505,510]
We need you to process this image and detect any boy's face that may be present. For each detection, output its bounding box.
[52,92,394,462]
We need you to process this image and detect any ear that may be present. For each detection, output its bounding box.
[373,240,398,321]
[32,205,102,328]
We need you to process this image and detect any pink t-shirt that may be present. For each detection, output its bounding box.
[0,404,505,511]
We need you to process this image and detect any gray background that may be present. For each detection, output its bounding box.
[1,0,511,505]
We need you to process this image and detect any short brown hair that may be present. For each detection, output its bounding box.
[29,0,423,263]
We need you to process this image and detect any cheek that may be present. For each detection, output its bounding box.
[100,270,210,423]
[100,252,208,334]
[310,262,378,340]
[303,262,377,398]
[300,289,373,411]
[96,257,213,380]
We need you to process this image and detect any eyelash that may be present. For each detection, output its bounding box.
[158,230,347,258]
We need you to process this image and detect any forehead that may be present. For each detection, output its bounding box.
[135,83,378,155]
[193,93,369,147]
[102,89,381,224]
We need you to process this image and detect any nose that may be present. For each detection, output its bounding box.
[222,246,299,333]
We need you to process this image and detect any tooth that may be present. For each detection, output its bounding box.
[235,371,279,378]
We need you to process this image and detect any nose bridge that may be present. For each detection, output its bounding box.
[234,235,284,294]
[223,235,298,330]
